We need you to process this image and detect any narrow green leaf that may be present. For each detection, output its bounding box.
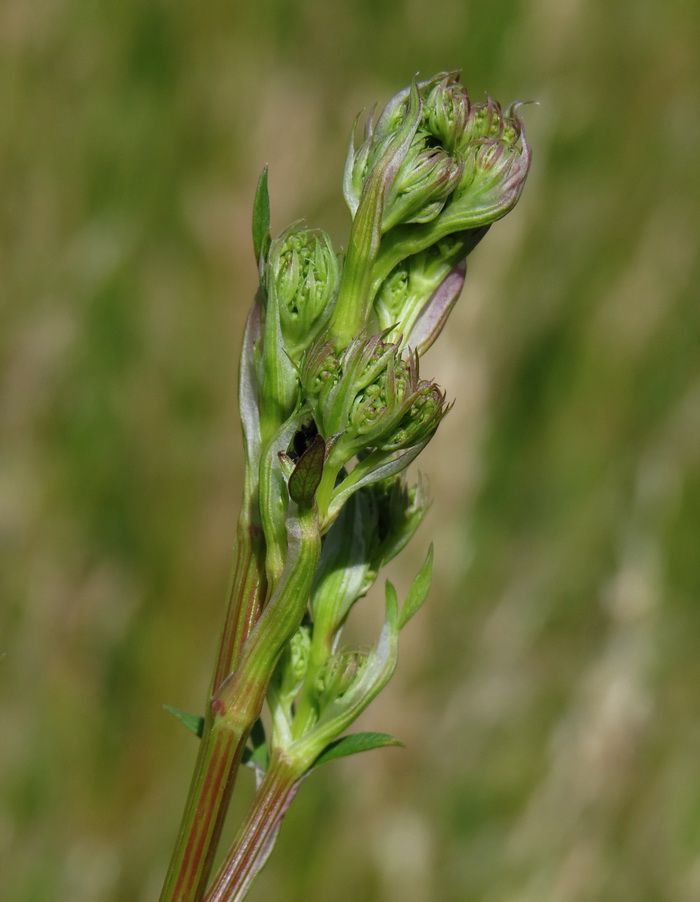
[398,544,434,629]
[163,705,204,738]
[288,434,326,507]
[252,166,271,264]
[311,732,404,770]
[384,579,399,627]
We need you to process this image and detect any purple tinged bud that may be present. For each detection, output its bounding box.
[422,71,471,154]
[405,257,467,355]
[379,380,449,452]
[440,98,531,231]
[383,145,464,231]
[342,74,531,347]
[374,231,478,352]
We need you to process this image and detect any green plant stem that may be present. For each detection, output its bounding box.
[203,752,303,902]
[211,482,268,695]
[160,502,321,902]
[159,492,267,902]
[159,716,251,902]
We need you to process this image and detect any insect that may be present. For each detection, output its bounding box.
[287,417,319,463]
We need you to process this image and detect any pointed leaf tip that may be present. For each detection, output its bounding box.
[252,166,271,265]
[311,732,404,770]
[398,544,434,629]
[384,579,400,627]
[163,704,204,738]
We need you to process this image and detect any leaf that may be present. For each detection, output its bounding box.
[288,434,326,507]
[398,544,434,629]
[252,166,271,264]
[311,732,404,770]
[163,704,204,738]
[328,438,430,521]
[384,579,400,627]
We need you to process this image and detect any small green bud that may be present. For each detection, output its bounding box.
[313,649,368,710]
[301,334,442,461]
[378,380,448,452]
[265,225,339,361]
[258,225,338,442]
[268,625,312,747]
[278,583,401,769]
[382,144,463,232]
[288,626,312,685]
[422,72,471,154]
[310,491,376,642]
[308,476,428,648]
[300,335,447,524]
[374,233,469,346]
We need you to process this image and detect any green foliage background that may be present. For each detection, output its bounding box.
[2,1,700,900]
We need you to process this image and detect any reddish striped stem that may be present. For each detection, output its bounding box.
[203,753,302,902]
[159,491,267,902]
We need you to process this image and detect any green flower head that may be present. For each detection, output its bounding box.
[300,333,447,462]
[344,71,530,240]
[264,224,339,361]
[333,73,530,345]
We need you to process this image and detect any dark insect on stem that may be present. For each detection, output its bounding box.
[288,417,319,463]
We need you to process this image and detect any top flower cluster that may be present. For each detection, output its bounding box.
[249,70,531,530]
[257,72,530,366]
[232,70,531,798]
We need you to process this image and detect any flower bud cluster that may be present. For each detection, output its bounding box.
[301,332,447,462]
[344,71,530,240]
[233,72,530,798]
[265,477,432,764]
[331,71,530,345]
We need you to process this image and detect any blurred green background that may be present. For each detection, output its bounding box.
[2,1,700,900]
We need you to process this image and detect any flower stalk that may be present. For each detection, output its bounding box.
[159,71,531,902]
[203,753,303,902]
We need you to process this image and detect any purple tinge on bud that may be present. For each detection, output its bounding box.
[346,72,530,240]
[373,227,488,353]
[405,258,467,356]
[422,72,471,154]
[441,98,531,231]
[383,145,464,232]
[378,380,449,452]
[337,74,531,349]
